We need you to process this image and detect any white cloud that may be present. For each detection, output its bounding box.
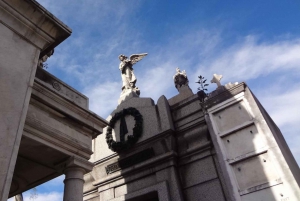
[256,86,300,164]
[259,88,300,128]
[201,36,300,83]
[8,192,62,201]
[24,192,63,201]
[84,82,120,117]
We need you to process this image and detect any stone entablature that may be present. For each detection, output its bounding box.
[35,67,89,109]
[10,68,108,198]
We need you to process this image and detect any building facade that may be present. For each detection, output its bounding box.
[0,1,299,201]
[84,80,300,201]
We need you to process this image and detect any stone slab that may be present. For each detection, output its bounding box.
[184,179,226,201]
[0,22,39,201]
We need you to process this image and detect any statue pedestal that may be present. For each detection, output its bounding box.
[118,90,139,104]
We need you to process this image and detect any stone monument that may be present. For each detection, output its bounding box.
[83,65,300,201]
[1,1,299,201]
[118,53,147,104]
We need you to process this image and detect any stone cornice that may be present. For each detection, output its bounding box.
[0,0,71,56]
[24,119,92,159]
[32,80,108,138]
[204,82,246,109]
[35,68,89,109]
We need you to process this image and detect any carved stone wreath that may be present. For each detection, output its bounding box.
[106,107,143,152]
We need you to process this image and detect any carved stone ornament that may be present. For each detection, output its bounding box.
[119,53,147,96]
[106,107,143,152]
[38,49,54,68]
[173,67,189,90]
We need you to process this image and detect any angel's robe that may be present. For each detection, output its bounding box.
[119,60,137,91]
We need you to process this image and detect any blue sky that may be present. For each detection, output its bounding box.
[10,0,300,200]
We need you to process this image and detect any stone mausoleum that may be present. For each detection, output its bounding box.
[0,1,300,201]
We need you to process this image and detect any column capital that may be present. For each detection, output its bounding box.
[56,156,94,174]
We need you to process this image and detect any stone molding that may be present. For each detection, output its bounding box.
[170,94,199,111]
[204,82,246,109]
[35,68,88,109]
[32,80,108,137]
[0,0,71,56]
[92,151,177,188]
[24,116,93,159]
[108,181,170,201]
[56,156,94,173]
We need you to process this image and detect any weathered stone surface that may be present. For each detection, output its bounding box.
[35,68,89,109]
[114,175,156,197]
[0,19,39,201]
[63,167,85,201]
[93,96,173,161]
[0,0,71,56]
[99,189,114,201]
[184,179,226,201]
[168,85,194,106]
[179,156,218,189]
[118,90,139,104]
[206,84,300,201]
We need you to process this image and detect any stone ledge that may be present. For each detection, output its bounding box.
[92,151,177,187]
[204,82,246,109]
[32,81,108,137]
[0,0,71,56]
[35,67,88,109]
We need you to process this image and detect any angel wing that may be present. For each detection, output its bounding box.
[129,53,148,65]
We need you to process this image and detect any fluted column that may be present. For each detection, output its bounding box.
[63,167,85,201]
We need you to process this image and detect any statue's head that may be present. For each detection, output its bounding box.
[119,54,127,61]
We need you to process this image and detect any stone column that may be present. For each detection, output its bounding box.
[58,156,93,201]
[63,167,85,201]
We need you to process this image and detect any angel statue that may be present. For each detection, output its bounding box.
[118,53,147,95]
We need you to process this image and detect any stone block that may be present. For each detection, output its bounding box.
[212,101,252,133]
[168,85,194,106]
[232,153,280,191]
[222,124,268,160]
[184,179,226,201]
[114,175,156,197]
[100,188,114,201]
[179,157,218,189]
